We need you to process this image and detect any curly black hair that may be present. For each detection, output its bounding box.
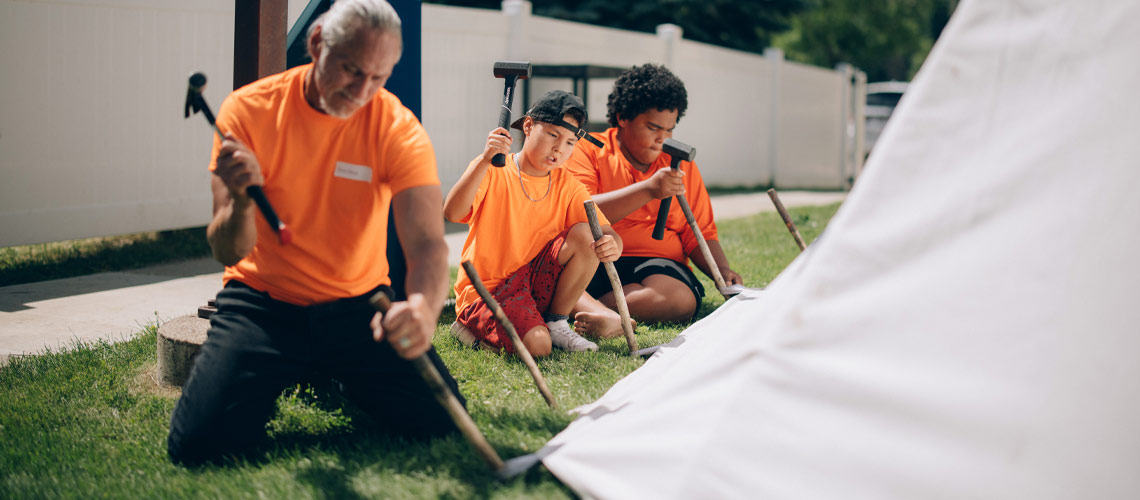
[606,64,688,128]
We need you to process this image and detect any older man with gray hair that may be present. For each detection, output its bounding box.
[167,0,456,465]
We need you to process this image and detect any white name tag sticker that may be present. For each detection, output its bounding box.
[334,162,373,182]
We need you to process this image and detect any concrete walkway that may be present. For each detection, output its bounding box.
[0,191,844,364]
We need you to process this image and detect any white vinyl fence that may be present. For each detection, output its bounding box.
[0,0,863,247]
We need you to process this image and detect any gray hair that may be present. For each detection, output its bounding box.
[308,0,402,54]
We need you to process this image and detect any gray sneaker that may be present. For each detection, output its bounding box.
[547,319,598,352]
[450,321,478,347]
[450,321,500,352]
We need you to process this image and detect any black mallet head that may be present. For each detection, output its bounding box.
[184,72,208,118]
[493,61,532,80]
[662,138,696,164]
[651,138,695,240]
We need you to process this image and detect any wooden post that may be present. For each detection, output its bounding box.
[767,188,807,251]
[461,261,558,409]
[234,0,287,88]
[675,193,730,296]
[584,201,639,355]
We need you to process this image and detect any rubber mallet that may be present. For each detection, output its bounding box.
[651,138,695,240]
[185,72,292,245]
[490,61,531,167]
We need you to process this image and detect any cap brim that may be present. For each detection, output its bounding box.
[510,115,526,131]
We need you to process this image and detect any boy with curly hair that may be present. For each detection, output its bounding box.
[444,90,622,355]
[565,64,743,331]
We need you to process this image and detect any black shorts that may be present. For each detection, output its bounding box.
[585,256,705,306]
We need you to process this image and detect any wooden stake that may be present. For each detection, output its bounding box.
[583,201,639,355]
[675,193,732,297]
[369,293,505,472]
[460,261,558,409]
[767,188,807,251]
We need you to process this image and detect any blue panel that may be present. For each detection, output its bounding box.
[386,0,423,121]
[287,0,421,121]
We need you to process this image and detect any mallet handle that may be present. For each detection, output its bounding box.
[676,194,729,296]
[245,186,287,240]
[767,188,807,251]
[584,201,639,355]
[491,76,518,168]
[461,261,558,409]
[370,293,506,472]
[651,158,682,240]
[196,92,291,245]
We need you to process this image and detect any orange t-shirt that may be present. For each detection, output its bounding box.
[453,154,608,316]
[210,64,439,305]
[564,127,717,263]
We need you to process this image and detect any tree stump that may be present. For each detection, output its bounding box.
[156,314,210,386]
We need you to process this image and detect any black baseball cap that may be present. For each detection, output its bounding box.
[511,90,604,147]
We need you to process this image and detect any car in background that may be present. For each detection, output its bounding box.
[865,81,909,155]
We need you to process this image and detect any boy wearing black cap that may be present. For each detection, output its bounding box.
[443,90,622,356]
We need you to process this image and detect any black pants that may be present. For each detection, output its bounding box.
[167,281,464,466]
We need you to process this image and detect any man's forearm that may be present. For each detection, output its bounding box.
[207,199,257,266]
[402,237,449,311]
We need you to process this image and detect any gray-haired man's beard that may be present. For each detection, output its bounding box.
[320,91,365,119]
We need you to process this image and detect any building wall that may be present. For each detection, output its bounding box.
[0,1,857,247]
[1,0,232,246]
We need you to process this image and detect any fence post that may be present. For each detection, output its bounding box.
[656,23,683,69]
[764,47,784,188]
[835,63,854,190]
[853,69,867,182]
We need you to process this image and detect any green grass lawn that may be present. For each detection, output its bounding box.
[0,227,211,287]
[0,203,840,499]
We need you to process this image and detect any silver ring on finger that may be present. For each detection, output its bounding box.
[398,336,412,349]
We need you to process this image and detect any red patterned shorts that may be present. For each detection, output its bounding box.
[456,230,568,352]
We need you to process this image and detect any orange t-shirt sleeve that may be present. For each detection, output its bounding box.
[378,107,439,194]
[562,176,609,228]
[565,137,602,195]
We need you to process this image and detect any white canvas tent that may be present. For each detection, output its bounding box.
[536,0,1140,498]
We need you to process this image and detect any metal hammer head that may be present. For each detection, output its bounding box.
[184,72,208,118]
[493,61,532,80]
[662,138,696,163]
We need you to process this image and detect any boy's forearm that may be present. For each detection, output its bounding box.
[443,156,489,222]
[591,180,656,222]
[688,239,732,281]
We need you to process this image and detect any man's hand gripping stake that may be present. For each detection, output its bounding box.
[185,72,292,245]
[369,293,510,476]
